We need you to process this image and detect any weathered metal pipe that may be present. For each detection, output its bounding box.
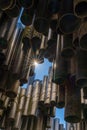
[39,35,47,56]
[29,80,40,117]
[76,49,87,88]
[56,85,65,108]
[59,124,64,130]
[5,2,22,18]
[23,84,33,116]
[52,35,69,85]
[46,116,51,128]
[0,114,6,129]
[12,43,24,78]
[18,88,26,110]
[81,88,84,106]
[59,0,81,34]
[65,76,81,123]
[39,76,48,105]
[20,8,35,26]
[34,0,50,36]
[8,87,21,123]
[20,117,29,130]
[73,29,80,48]
[50,106,56,117]
[54,118,60,130]
[50,13,58,31]
[3,96,9,109]
[6,79,20,98]
[13,110,22,130]
[83,87,87,99]
[20,48,32,84]
[51,83,57,106]
[35,110,44,130]
[48,0,60,14]
[47,29,57,54]
[0,68,8,92]
[0,0,13,10]
[70,56,76,77]
[44,81,52,107]
[79,22,87,50]
[74,0,87,18]
[0,17,17,50]
[61,34,75,59]
[4,23,22,69]
[48,66,53,83]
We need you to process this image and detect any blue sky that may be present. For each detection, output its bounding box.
[35,58,65,126]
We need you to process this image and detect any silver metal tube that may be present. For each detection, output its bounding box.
[48,66,53,83]
[54,118,60,130]
[46,117,51,128]
[81,88,84,105]
[23,84,33,116]
[20,48,32,84]
[50,118,54,130]
[29,80,40,117]
[18,88,26,110]
[0,114,6,129]
[51,83,57,106]
[50,106,56,117]
[39,76,48,105]
[56,85,65,108]
[3,96,9,109]
[13,110,22,130]
[12,40,24,77]
[8,87,21,123]
[44,82,52,107]
[36,110,44,130]
[20,117,29,130]
[4,23,22,68]
[59,124,64,130]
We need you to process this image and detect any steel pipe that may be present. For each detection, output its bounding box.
[52,35,69,85]
[5,2,22,18]
[73,29,80,48]
[65,76,81,123]
[59,0,81,34]
[74,0,87,18]
[50,107,56,117]
[8,87,21,123]
[51,83,57,106]
[0,68,8,92]
[18,88,26,110]
[0,0,13,10]
[79,22,87,50]
[83,87,87,99]
[76,49,87,88]
[39,76,48,105]
[34,0,50,36]
[4,23,22,69]
[61,34,75,59]
[20,48,32,84]
[44,82,52,107]
[54,118,60,130]
[56,85,65,108]
[20,8,35,26]
[23,84,33,116]
[59,124,64,130]
[29,80,40,117]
